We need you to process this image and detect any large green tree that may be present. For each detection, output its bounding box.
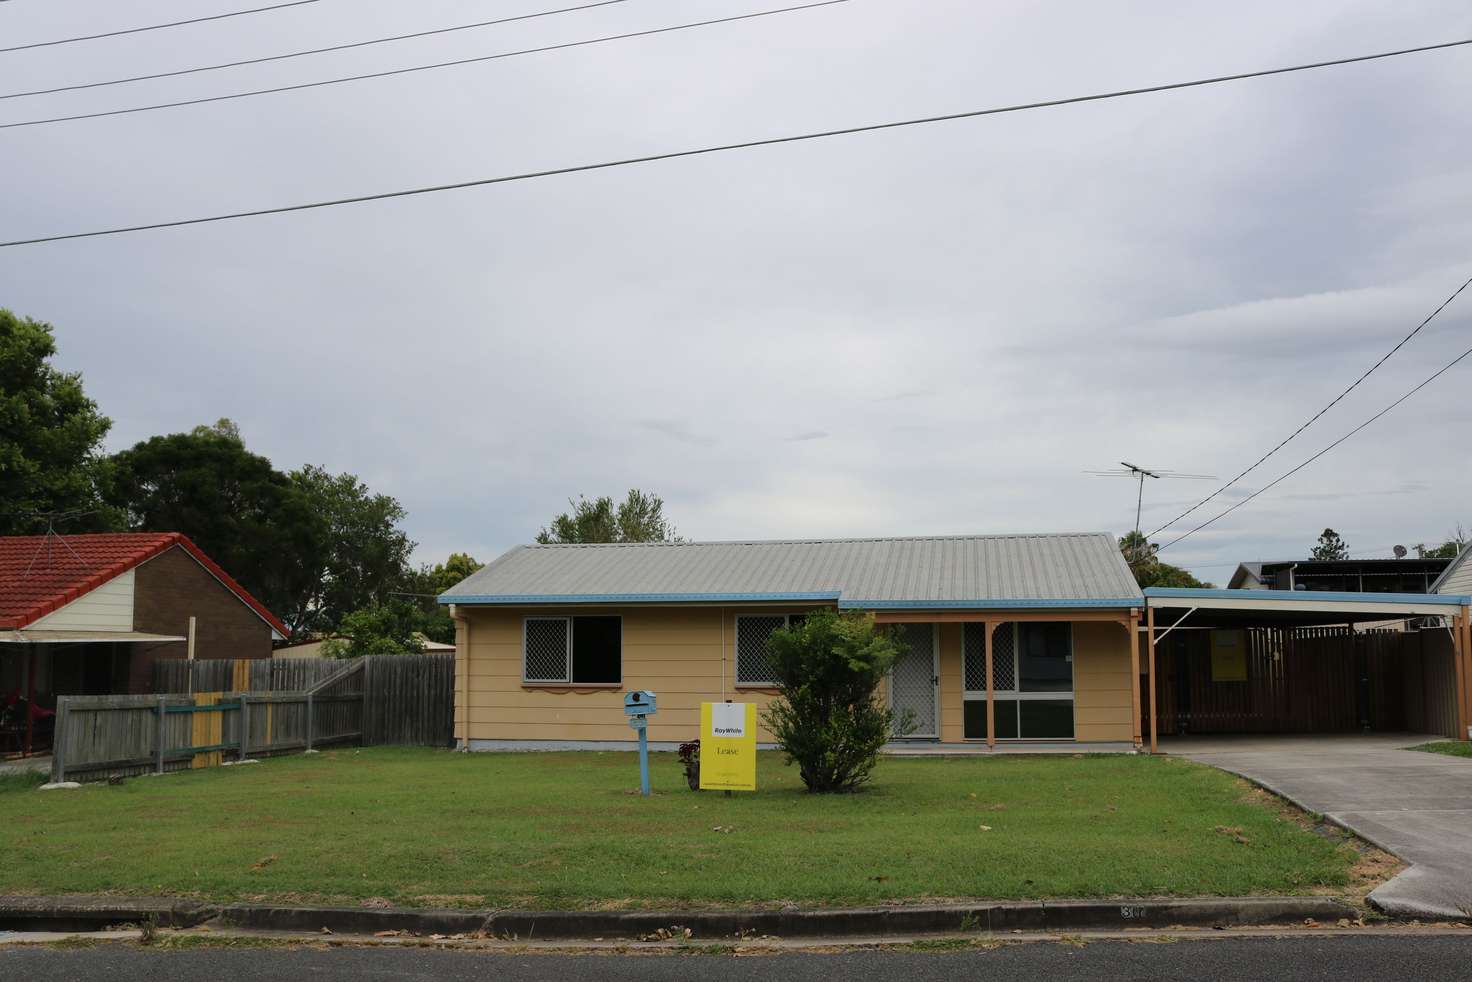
[1310,528,1350,561]
[1415,527,1467,559]
[1118,532,1212,589]
[0,310,113,534]
[536,489,678,544]
[287,464,415,634]
[104,420,324,630]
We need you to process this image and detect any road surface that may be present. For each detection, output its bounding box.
[5,934,1472,981]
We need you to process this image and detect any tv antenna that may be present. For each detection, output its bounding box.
[1084,463,1217,561]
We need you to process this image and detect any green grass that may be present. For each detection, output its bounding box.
[0,769,46,794]
[0,748,1357,909]
[1409,741,1472,758]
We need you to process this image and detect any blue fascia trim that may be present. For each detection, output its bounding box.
[1144,587,1471,606]
[841,597,1142,610]
[438,591,842,606]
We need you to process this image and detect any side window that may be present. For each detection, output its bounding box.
[523,616,622,684]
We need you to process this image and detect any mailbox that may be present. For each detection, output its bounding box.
[623,690,657,716]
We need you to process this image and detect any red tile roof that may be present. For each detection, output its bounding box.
[0,532,288,636]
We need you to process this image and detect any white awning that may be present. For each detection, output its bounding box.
[0,630,187,644]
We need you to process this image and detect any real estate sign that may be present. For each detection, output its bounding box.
[699,702,757,791]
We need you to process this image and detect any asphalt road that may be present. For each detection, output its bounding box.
[6,935,1472,981]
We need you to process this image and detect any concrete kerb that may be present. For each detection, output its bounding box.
[2,896,1361,939]
[0,896,215,933]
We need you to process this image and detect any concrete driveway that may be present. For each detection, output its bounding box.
[1167,733,1472,919]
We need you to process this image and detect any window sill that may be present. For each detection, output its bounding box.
[734,685,780,694]
[521,683,623,691]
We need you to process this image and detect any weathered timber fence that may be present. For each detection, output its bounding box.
[1148,625,1460,739]
[51,660,367,783]
[156,654,454,747]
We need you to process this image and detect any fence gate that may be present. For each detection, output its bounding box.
[890,624,939,738]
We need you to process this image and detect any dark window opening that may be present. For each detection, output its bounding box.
[572,616,621,684]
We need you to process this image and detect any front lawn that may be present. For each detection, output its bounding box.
[0,749,1360,909]
[1410,741,1472,758]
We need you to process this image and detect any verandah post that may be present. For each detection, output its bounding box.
[1128,609,1142,749]
[984,620,995,748]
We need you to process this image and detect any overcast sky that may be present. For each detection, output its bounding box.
[3,0,1470,583]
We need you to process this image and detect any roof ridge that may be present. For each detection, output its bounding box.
[525,532,1115,549]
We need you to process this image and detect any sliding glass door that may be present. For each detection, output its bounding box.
[962,622,1075,739]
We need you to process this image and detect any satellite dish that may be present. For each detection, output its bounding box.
[1393,545,1408,559]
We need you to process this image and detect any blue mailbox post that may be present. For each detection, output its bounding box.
[624,690,657,796]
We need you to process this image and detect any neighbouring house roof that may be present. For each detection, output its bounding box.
[1432,542,1472,596]
[440,533,1144,609]
[0,532,288,636]
[1226,557,1451,592]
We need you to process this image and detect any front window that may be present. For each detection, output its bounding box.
[962,622,1074,739]
[735,614,805,685]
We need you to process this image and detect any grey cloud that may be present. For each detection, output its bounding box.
[1,0,1468,586]
[785,430,830,442]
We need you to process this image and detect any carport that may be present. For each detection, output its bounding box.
[1140,588,1472,753]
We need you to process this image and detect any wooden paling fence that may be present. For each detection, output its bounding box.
[1148,626,1460,738]
[52,654,452,783]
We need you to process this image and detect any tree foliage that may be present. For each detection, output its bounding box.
[104,421,324,629]
[320,601,427,658]
[104,422,417,640]
[1310,528,1349,561]
[1118,532,1212,589]
[400,552,484,644]
[1414,527,1467,559]
[287,464,415,634]
[761,610,908,793]
[0,310,113,534]
[536,489,678,544]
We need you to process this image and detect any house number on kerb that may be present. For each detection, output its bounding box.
[1119,905,1148,919]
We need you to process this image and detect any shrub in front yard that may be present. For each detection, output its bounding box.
[763,610,910,793]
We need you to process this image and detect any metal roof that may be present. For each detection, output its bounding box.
[1144,586,1471,628]
[441,533,1144,608]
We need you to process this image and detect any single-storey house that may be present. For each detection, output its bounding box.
[1,532,287,757]
[441,532,1472,752]
[440,533,1149,750]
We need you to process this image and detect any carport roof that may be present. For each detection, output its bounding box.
[1144,586,1471,628]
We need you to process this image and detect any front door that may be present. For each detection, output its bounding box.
[890,624,938,738]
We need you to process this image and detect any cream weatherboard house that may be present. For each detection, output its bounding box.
[439,533,1150,750]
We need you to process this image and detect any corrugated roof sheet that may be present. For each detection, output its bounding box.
[442,533,1143,608]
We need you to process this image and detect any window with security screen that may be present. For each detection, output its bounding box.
[523,616,621,684]
[735,614,796,686]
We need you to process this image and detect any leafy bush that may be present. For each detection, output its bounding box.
[677,740,701,790]
[762,610,910,793]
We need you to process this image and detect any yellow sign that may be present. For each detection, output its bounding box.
[699,702,757,792]
[1210,630,1248,682]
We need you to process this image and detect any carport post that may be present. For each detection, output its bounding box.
[1464,606,1472,740]
[1146,605,1158,754]
[1128,609,1142,749]
[984,620,996,748]
[1458,608,1471,742]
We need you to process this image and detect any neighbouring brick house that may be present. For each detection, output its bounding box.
[0,532,287,756]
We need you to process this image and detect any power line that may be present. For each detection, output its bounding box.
[1146,270,1472,539]
[0,0,325,54]
[0,0,640,101]
[0,0,849,131]
[1157,340,1472,553]
[3,35,1469,248]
